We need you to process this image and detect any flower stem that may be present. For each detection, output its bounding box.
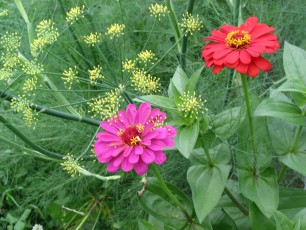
[277,165,288,183]
[179,0,196,71]
[240,74,257,168]
[224,187,249,216]
[150,164,193,224]
[0,89,100,126]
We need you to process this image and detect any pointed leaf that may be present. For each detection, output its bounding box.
[278,79,306,106]
[168,65,188,97]
[138,219,160,230]
[175,121,199,158]
[187,164,231,223]
[254,98,306,126]
[279,152,306,176]
[135,95,177,112]
[239,167,279,218]
[249,203,275,230]
[185,66,204,93]
[273,210,294,230]
[283,41,306,85]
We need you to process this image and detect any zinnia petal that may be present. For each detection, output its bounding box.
[134,160,148,175]
[141,149,155,164]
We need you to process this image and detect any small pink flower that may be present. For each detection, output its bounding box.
[94,102,176,175]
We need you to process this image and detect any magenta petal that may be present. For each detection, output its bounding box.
[122,158,133,172]
[100,122,118,135]
[128,149,139,163]
[141,149,155,164]
[135,145,143,155]
[123,146,133,157]
[148,140,165,151]
[154,151,167,165]
[107,160,121,173]
[134,161,148,175]
[113,154,125,167]
[126,104,137,124]
[136,102,151,124]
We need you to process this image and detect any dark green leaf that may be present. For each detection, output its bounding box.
[239,167,279,218]
[254,98,306,126]
[185,66,204,93]
[249,202,275,230]
[279,152,306,176]
[138,219,160,230]
[279,188,306,218]
[175,121,199,158]
[187,164,231,223]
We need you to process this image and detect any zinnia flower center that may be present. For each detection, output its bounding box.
[121,127,141,146]
[225,30,251,50]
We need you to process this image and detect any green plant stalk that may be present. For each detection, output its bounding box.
[278,124,304,182]
[18,52,82,118]
[76,199,98,230]
[14,0,36,56]
[164,0,182,51]
[0,89,100,126]
[224,187,249,216]
[150,164,193,224]
[179,0,196,70]
[0,114,64,159]
[240,74,257,168]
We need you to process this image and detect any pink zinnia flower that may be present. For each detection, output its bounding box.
[202,16,280,77]
[94,102,176,175]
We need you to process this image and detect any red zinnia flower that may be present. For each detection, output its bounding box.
[202,16,280,77]
[94,102,176,175]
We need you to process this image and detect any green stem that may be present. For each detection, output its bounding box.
[179,0,196,71]
[0,114,63,159]
[164,0,182,51]
[240,74,257,168]
[224,187,249,216]
[202,144,214,167]
[277,165,288,183]
[0,89,100,126]
[150,164,193,224]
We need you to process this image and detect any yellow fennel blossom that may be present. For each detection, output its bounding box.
[0,32,20,53]
[62,67,79,89]
[1,54,19,71]
[33,19,59,52]
[137,50,156,66]
[22,77,38,95]
[105,23,125,39]
[88,88,123,120]
[0,68,13,80]
[122,59,135,72]
[0,9,8,17]
[179,13,203,36]
[83,32,101,46]
[177,91,206,120]
[66,5,85,25]
[21,59,44,75]
[61,154,81,177]
[149,3,168,21]
[10,95,37,127]
[88,65,104,85]
[131,69,160,94]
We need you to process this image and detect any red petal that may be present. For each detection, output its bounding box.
[236,62,248,74]
[247,62,260,77]
[250,24,275,39]
[212,65,224,74]
[253,56,272,71]
[224,51,239,64]
[220,25,238,33]
[246,49,260,57]
[239,50,252,64]
[213,47,232,59]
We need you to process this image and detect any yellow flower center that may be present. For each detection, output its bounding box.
[225,30,251,50]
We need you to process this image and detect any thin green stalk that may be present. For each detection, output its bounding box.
[277,165,288,183]
[164,0,182,51]
[179,0,196,70]
[0,114,63,159]
[240,74,257,168]
[202,144,214,167]
[142,18,157,50]
[150,164,193,224]
[0,89,100,126]
[224,187,249,216]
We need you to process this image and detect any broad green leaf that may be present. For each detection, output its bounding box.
[249,203,275,230]
[138,177,193,228]
[254,98,306,126]
[279,152,306,176]
[273,210,294,230]
[239,167,278,218]
[212,107,245,140]
[279,188,306,218]
[170,81,183,106]
[293,209,306,229]
[138,219,160,230]
[187,164,231,223]
[175,121,199,158]
[209,209,238,230]
[135,95,177,112]
[278,79,306,106]
[283,41,306,85]
[185,66,204,93]
[168,65,188,97]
